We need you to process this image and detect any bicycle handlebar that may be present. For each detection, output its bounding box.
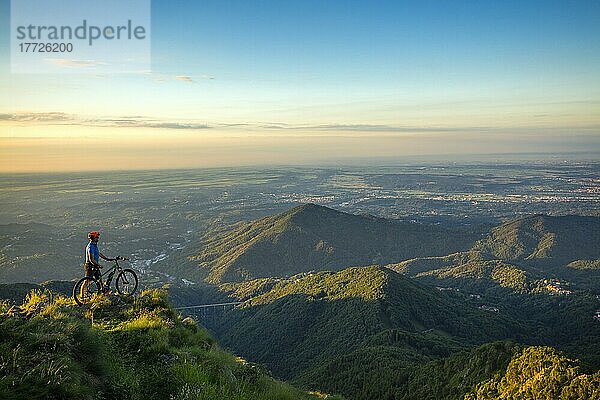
[114,256,130,261]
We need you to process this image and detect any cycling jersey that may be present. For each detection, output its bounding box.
[85,242,100,265]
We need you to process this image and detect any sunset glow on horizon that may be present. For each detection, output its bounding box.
[1,0,599,171]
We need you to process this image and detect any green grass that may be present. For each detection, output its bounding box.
[0,288,341,400]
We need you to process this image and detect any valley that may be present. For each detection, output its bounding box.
[1,161,599,399]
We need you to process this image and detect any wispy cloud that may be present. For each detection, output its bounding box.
[128,71,216,84]
[3,112,597,134]
[254,123,492,133]
[0,112,73,122]
[175,75,194,83]
[84,117,209,129]
[0,112,209,130]
[321,124,495,133]
[45,59,106,68]
[173,74,214,83]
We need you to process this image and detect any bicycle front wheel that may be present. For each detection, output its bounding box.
[116,269,138,296]
[73,277,102,306]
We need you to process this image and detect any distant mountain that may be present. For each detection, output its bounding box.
[389,214,600,292]
[472,215,600,265]
[185,204,484,283]
[5,208,598,399]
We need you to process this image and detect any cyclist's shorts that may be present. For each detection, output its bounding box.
[84,263,101,280]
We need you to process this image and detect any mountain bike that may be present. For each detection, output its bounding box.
[73,256,138,306]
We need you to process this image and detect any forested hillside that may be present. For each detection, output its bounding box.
[390,214,600,292]
[182,204,484,283]
[473,215,600,263]
[203,264,600,400]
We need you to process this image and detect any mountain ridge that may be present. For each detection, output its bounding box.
[389,214,600,292]
[186,203,485,283]
[473,214,600,263]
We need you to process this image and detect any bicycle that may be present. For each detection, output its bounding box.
[73,256,138,306]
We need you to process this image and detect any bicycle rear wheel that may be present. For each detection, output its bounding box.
[73,277,101,306]
[116,269,138,296]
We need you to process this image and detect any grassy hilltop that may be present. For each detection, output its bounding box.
[0,289,339,400]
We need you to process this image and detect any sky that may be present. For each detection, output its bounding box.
[0,0,599,172]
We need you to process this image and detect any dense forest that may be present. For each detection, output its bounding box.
[178,204,485,283]
[205,265,600,399]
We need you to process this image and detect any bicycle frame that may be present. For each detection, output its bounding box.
[74,256,137,305]
[95,259,124,287]
[99,262,122,279]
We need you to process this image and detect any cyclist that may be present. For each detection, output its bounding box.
[84,231,115,294]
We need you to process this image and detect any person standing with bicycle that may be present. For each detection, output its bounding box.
[74,234,138,305]
[85,231,115,294]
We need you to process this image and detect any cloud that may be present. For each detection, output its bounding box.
[0,112,73,122]
[309,124,475,132]
[86,117,209,129]
[310,124,428,132]
[5,112,596,135]
[173,74,214,83]
[45,59,107,68]
[0,113,518,134]
[130,72,215,83]
[253,123,492,133]
[175,75,194,83]
[0,112,209,130]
